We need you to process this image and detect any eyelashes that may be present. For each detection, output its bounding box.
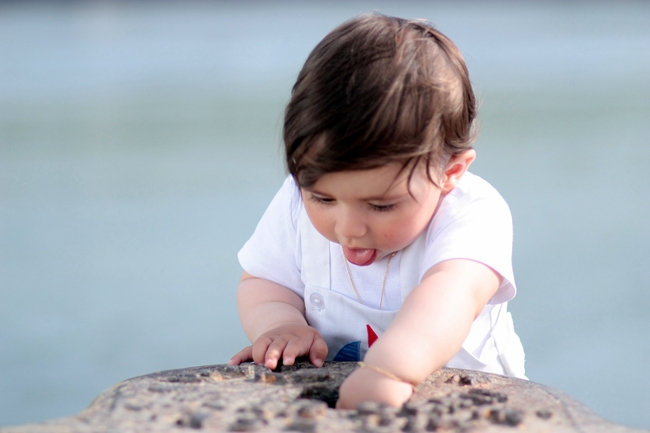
[369,203,395,212]
[308,194,334,205]
[308,194,396,212]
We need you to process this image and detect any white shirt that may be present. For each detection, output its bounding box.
[238,171,516,308]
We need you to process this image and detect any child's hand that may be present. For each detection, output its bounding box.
[336,366,413,409]
[228,323,327,370]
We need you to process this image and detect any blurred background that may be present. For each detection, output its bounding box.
[1,0,648,429]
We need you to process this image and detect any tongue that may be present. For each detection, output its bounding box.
[342,247,376,266]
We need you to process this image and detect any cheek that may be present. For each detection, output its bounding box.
[377,206,435,248]
[304,205,335,240]
[377,216,423,248]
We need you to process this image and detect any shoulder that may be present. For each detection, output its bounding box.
[431,172,511,232]
[266,175,304,230]
[237,175,305,295]
[421,172,516,303]
[286,176,304,221]
[446,172,508,210]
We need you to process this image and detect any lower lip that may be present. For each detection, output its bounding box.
[342,247,377,266]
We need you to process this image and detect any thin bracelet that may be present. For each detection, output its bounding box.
[357,362,416,392]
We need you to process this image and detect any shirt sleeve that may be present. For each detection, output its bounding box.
[421,173,516,304]
[237,176,305,297]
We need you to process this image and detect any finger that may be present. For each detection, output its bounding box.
[227,346,253,365]
[282,337,311,366]
[264,337,290,370]
[335,398,352,410]
[309,334,328,368]
[251,337,273,366]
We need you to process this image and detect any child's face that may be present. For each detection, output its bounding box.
[301,163,443,266]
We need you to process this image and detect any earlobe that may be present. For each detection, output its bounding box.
[442,149,476,193]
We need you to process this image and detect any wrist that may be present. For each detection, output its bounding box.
[252,319,309,341]
[357,362,416,391]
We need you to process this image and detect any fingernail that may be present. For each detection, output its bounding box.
[314,358,323,367]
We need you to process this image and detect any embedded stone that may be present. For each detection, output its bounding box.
[1,362,647,433]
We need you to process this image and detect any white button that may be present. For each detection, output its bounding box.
[309,292,325,311]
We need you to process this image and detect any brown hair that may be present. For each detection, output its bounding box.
[284,13,477,188]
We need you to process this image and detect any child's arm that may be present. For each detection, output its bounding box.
[336,258,502,409]
[228,271,328,369]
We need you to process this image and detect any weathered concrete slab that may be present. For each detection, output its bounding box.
[2,362,647,432]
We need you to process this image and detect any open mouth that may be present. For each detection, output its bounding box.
[342,246,377,266]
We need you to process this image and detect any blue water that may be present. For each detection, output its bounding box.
[1,1,649,429]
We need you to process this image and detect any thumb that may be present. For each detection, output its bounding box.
[228,346,253,365]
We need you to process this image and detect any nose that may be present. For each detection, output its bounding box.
[335,207,367,241]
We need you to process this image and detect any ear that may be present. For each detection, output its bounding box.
[441,149,476,193]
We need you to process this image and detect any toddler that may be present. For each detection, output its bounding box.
[228,13,526,409]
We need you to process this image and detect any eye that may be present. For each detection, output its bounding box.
[369,203,395,212]
[309,194,335,205]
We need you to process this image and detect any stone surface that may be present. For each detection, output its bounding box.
[2,362,647,433]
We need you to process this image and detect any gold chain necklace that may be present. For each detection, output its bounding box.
[343,248,397,310]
